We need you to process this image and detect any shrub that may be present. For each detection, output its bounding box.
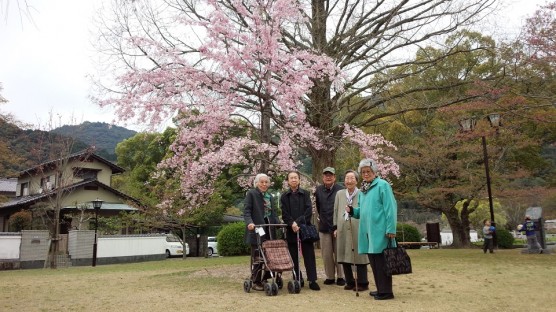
[9,210,33,231]
[496,228,514,249]
[396,223,422,243]
[396,223,422,249]
[218,222,250,256]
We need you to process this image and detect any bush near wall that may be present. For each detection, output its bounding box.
[8,211,32,231]
[218,222,250,256]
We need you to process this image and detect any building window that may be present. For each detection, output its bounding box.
[40,176,53,190]
[73,168,99,180]
[20,182,29,196]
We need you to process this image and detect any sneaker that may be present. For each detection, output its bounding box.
[336,278,346,286]
[323,279,335,285]
[309,281,321,291]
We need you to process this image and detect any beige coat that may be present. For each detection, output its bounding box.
[333,189,369,264]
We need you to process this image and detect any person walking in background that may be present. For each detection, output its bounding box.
[518,215,543,253]
[482,219,494,254]
[347,159,397,300]
[333,170,369,291]
[315,167,345,286]
[243,173,280,291]
[281,171,320,291]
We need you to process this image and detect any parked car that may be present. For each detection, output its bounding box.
[165,234,190,257]
[207,236,218,256]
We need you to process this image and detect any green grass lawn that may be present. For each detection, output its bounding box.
[0,248,554,312]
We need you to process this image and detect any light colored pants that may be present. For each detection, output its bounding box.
[527,235,542,252]
[319,232,344,280]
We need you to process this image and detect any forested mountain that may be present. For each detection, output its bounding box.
[51,122,136,161]
[0,118,89,175]
[0,119,136,176]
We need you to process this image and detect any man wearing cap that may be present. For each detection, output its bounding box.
[315,167,345,286]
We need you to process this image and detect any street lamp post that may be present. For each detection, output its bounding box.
[481,135,495,226]
[92,198,103,267]
[459,113,501,246]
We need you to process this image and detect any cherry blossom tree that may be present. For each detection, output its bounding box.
[95,0,496,213]
[95,0,399,212]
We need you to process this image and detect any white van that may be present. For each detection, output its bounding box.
[165,234,190,257]
[207,236,218,256]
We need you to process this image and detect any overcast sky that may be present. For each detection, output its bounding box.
[0,0,550,131]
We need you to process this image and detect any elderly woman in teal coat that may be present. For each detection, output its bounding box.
[347,158,397,300]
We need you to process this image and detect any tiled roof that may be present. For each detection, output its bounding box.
[0,179,142,209]
[18,150,125,177]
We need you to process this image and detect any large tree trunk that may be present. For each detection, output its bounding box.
[260,98,272,173]
[444,208,471,248]
[308,147,335,183]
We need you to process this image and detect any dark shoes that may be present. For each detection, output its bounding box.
[354,284,369,291]
[344,284,355,290]
[336,278,346,286]
[369,290,378,296]
[374,293,395,300]
[309,281,321,291]
[346,284,369,291]
[323,279,335,285]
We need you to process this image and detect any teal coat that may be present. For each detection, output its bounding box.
[352,178,397,254]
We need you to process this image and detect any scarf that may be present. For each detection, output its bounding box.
[263,192,272,219]
[360,178,376,194]
[344,187,358,221]
[345,187,358,205]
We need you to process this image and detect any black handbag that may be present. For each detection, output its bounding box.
[299,224,319,243]
[383,238,412,276]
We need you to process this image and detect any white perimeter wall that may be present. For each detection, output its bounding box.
[0,234,21,259]
[97,235,166,258]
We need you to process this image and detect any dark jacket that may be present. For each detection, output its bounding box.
[281,188,313,244]
[521,220,537,237]
[315,183,344,233]
[243,188,279,245]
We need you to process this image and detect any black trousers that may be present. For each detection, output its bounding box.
[342,263,369,286]
[288,241,318,282]
[251,245,271,284]
[368,253,393,294]
[483,238,493,253]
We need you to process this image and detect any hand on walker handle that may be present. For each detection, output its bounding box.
[248,223,255,231]
[292,222,299,233]
[386,233,396,239]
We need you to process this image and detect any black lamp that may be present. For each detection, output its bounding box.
[91,198,103,267]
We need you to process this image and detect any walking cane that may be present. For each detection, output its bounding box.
[348,215,359,297]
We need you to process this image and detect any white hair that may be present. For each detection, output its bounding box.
[253,173,270,187]
[358,158,378,174]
